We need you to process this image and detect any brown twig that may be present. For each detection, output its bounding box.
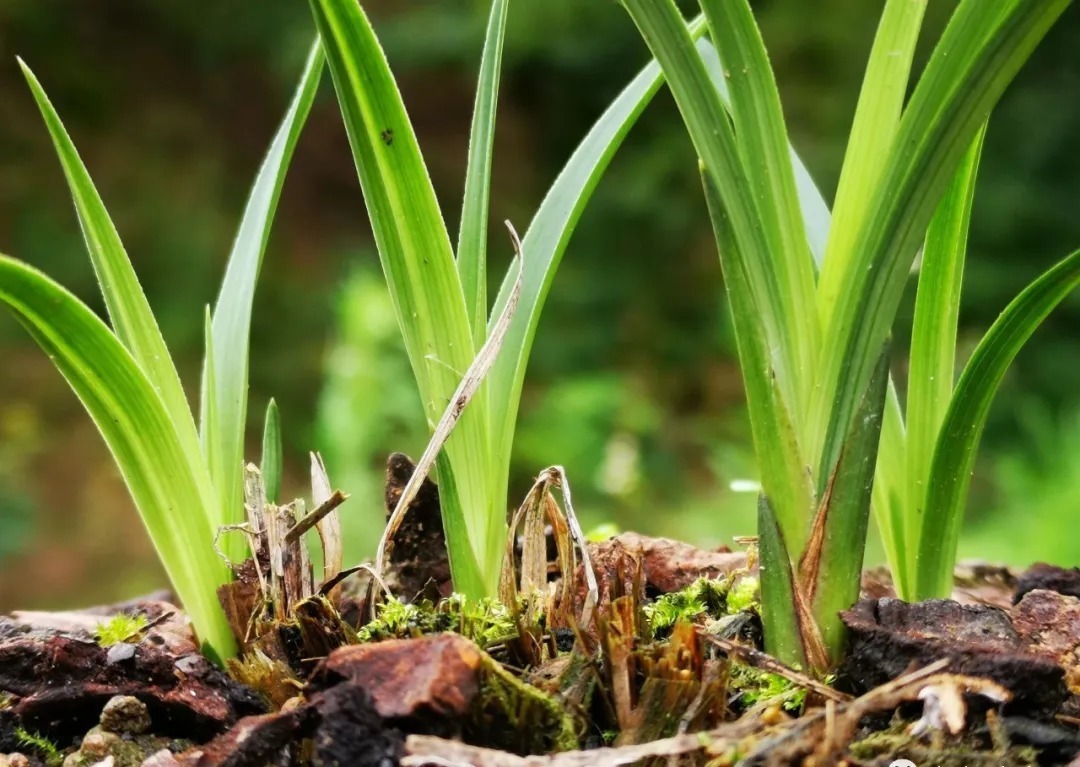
[284,490,348,545]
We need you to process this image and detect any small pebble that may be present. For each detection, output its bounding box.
[141,750,182,767]
[105,643,136,665]
[173,655,201,674]
[100,695,151,735]
[8,754,29,767]
[80,730,118,759]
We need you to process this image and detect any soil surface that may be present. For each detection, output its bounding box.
[3,555,1079,765]
[3,460,1079,766]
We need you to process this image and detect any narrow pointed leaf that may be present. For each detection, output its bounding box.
[801,348,890,663]
[376,246,523,586]
[811,0,1070,489]
[757,495,808,668]
[695,40,831,266]
[617,0,803,417]
[457,0,510,347]
[262,399,283,505]
[917,248,1080,599]
[871,381,910,597]
[201,307,223,518]
[18,61,196,456]
[204,41,323,550]
[486,18,711,572]
[872,130,986,601]
[310,0,496,593]
[701,165,812,557]
[0,255,234,659]
[482,20,830,577]
[817,0,926,324]
[701,0,818,421]
[905,126,984,579]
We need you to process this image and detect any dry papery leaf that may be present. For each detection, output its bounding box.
[214,462,358,684]
[500,466,599,663]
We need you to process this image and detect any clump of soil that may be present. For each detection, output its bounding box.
[3,457,1080,766]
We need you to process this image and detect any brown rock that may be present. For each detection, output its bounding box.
[308,633,483,723]
[80,729,119,759]
[100,696,151,735]
[1012,589,1080,693]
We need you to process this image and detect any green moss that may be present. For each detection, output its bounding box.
[729,665,806,712]
[471,654,579,754]
[726,576,759,613]
[644,576,762,638]
[359,594,517,647]
[93,613,148,647]
[15,727,63,766]
[645,576,758,637]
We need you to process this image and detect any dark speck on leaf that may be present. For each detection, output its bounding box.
[381,128,393,146]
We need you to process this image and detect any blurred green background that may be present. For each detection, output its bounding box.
[1,1,1078,610]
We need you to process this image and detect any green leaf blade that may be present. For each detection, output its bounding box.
[617,0,802,423]
[871,380,911,597]
[803,348,890,663]
[18,60,198,466]
[486,19,710,577]
[700,164,812,559]
[0,255,235,659]
[697,39,831,265]
[904,126,985,582]
[457,0,510,348]
[816,0,927,327]
[262,398,283,505]
[811,0,1070,491]
[310,0,496,593]
[701,0,818,421]
[757,495,808,668]
[917,248,1080,599]
[204,41,323,546]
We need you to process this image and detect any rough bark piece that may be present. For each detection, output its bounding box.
[604,533,747,594]
[308,633,482,726]
[0,633,263,742]
[382,453,451,602]
[840,598,1066,714]
[1011,588,1080,694]
[309,683,403,767]
[169,685,401,767]
[308,633,576,755]
[859,562,1019,610]
[1015,563,1080,604]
